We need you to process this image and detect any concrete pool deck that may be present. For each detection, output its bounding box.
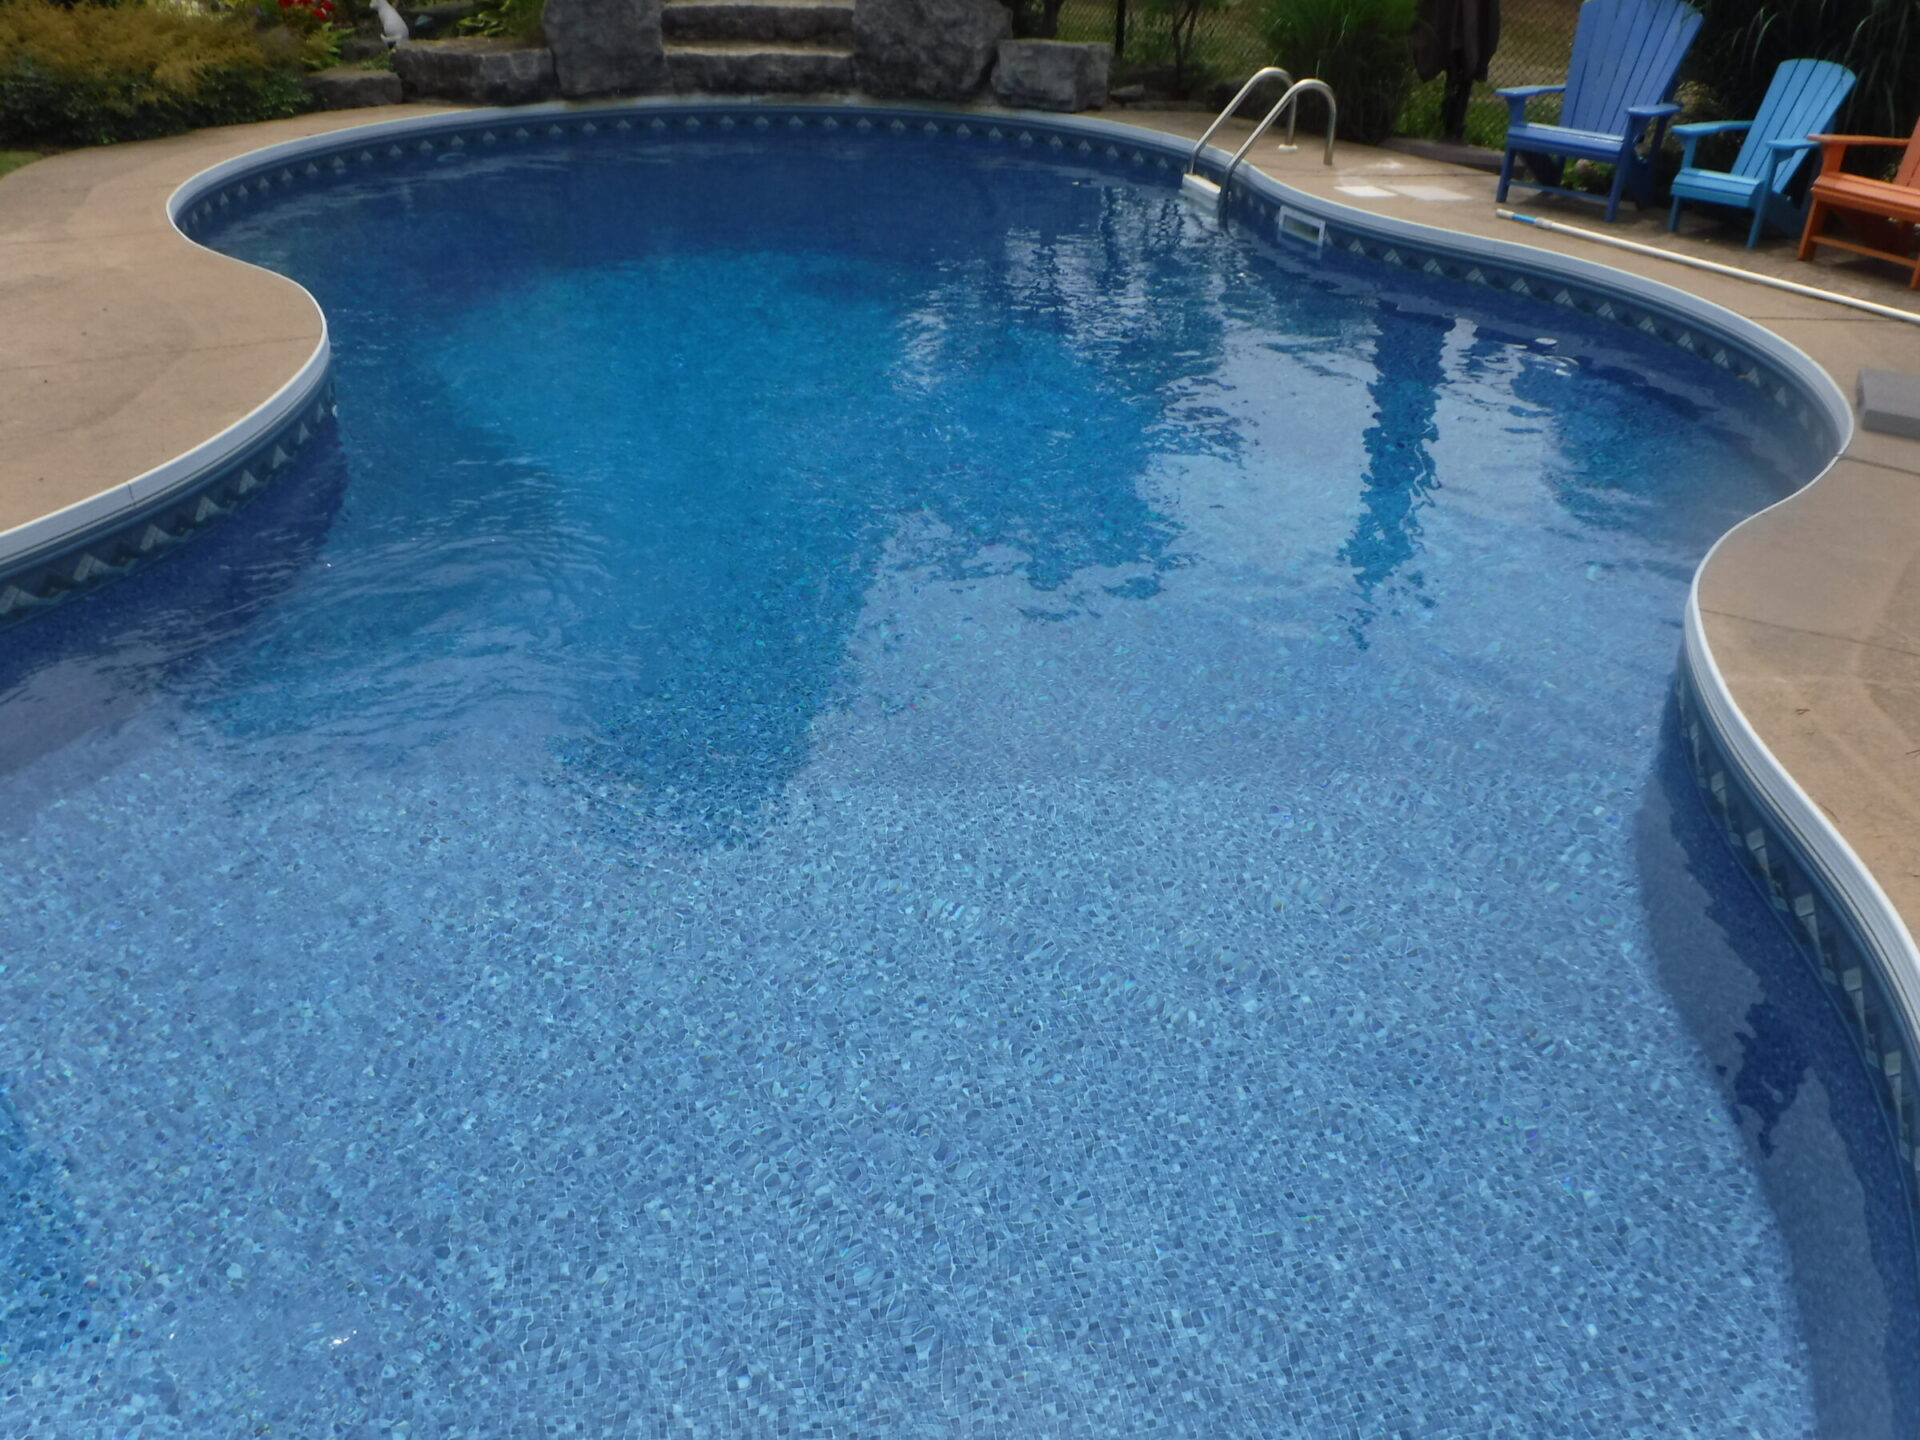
[4,100,1920,946]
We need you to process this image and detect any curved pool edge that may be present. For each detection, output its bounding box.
[1198,137,1920,1213]
[1195,141,1920,1207]
[5,96,1917,1214]
[0,334,334,625]
[1681,564,1920,1202]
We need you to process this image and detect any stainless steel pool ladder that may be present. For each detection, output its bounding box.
[1181,74,1338,211]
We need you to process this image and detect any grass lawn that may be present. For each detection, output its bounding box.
[0,151,41,182]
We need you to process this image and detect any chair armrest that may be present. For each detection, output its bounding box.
[1496,83,1564,126]
[1808,133,1911,178]
[1672,119,1751,166]
[1670,120,1753,137]
[1620,103,1681,149]
[1763,137,1819,185]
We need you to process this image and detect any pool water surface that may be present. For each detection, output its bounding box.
[0,123,1915,1438]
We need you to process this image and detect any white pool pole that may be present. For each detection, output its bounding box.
[1496,208,1920,328]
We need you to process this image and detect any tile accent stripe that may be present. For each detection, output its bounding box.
[0,382,335,626]
[1677,655,1920,1224]
[160,100,1850,458]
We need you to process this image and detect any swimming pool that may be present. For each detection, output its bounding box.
[1,106,1916,1437]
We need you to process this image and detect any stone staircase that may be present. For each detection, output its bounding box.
[662,0,855,94]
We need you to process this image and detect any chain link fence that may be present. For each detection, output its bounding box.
[1056,0,1581,144]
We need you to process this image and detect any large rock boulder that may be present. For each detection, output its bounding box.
[991,39,1108,111]
[543,0,669,98]
[392,38,558,105]
[853,0,1008,101]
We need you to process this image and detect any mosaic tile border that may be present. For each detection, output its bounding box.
[1253,202,1835,442]
[167,100,1851,457]
[1678,619,1920,1236]
[0,378,336,629]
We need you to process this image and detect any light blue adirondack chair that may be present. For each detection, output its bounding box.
[1496,0,1703,222]
[1667,59,1856,246]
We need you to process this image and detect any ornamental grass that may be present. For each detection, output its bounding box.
[0,0,310,148]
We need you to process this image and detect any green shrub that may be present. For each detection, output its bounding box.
[1687,0,1919,140]
[1257,0,1415,145]
[458,0,545,43]
[998,0,1067,39]
[1141,0,1236,94]
[0,0,307,148]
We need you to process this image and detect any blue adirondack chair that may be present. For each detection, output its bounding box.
[1667,59,1856,246]
[1496,0,1703,222]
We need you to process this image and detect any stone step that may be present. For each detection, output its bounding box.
[304,66,405,110]
[662,0,853,45]
[664,41,854,94]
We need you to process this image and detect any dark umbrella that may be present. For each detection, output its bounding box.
[1413,0,1503,141]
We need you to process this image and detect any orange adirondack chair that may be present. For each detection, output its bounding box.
[1797,118,1920,287]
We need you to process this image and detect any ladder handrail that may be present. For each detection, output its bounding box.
[1185,67,1296,175]
[1218,79,1337,193]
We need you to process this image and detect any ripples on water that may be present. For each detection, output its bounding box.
[0,130,1912,1438]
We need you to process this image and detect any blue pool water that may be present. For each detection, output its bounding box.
[2,121,1917,1437]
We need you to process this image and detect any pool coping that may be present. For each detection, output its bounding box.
[6,96,1920,1202]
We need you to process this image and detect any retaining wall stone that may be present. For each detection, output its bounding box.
[392,38,558,105]
[991,39,1108,112]
[544,0,669,98]
[853,0,1008,100]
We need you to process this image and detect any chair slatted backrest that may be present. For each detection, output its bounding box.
[1735,59,1855,192]
[1559,0,1703,136]
[1896,118,1920,190]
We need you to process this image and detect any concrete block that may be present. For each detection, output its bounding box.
[1858,368,1920,441]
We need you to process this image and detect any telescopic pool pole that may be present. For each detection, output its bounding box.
[1496,208,1920,328]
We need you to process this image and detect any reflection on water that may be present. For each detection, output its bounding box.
[0,126,1905,1436]
[190,146,1230,843]
[1341,301,1447,644]
[1735,999,1813,1157]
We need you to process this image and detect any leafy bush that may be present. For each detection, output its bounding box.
[998,0,1067,39]
[459,0,545,43]
[1145,0,1235,94]
[1687,0,1919,140]
[1257,0,1415,145]
[0,0,307,148]
[260,0,350,66]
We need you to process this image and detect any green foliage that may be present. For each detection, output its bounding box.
[0,0,307,147]
[1000,0,1068,38]
[1145,0,1236,92]
[1687,0,1920,140]
[1397,79,1508,149]
[1257,0,1415,144]
[458,0,544,42]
